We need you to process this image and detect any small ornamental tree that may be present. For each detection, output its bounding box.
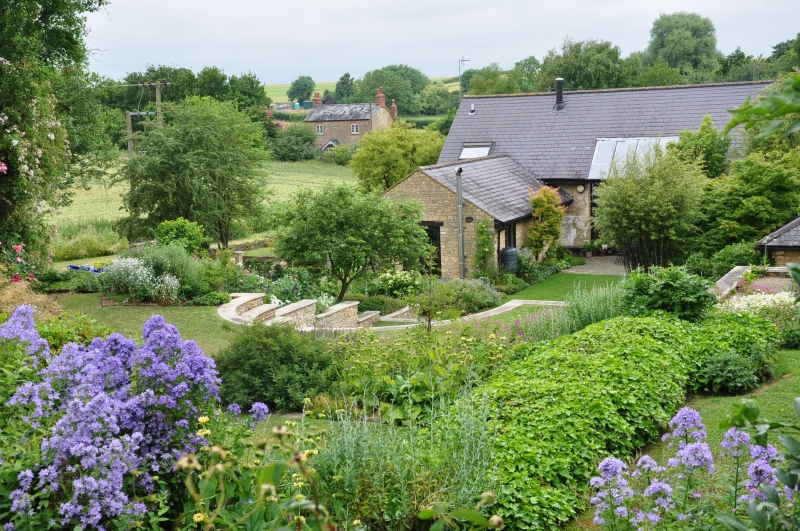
[527,186,566,262]
[593,144,705,270]
[286,75,315,104]
[272,183,428,301]
[350,121,444,192]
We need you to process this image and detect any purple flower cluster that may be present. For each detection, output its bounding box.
[2,307,221,528]
[590,458,634,526]
[741,444,780,502]
[0,305,50,366]
[720,428,751,458]
[669,442,715,474]
[249,402,270,427]
[661,407,707,448]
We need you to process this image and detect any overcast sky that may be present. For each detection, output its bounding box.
[85,0,798,84]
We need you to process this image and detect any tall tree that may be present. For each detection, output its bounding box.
[116,97,268,247]
[646,12,719,71]
[514,56,542,92]
[195,66,229,99]
[227,72,269,108]
[668,115,731,178]
[350,122,444,192]
[286,75,315,104]
[419,83,452,115]
[536,38,626,91]
[0,0,107,262]
[353,68,422,115]
[272,183,429,301]
[334,72,355,102]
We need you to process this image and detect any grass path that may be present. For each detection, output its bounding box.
[503,273,623,302]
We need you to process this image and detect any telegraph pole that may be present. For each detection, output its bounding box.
[459,57,470,98]
[121,81,170,152]
[156,81,163,127]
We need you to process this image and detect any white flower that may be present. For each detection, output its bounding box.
[47,133,55,140]
[11,139,18,146]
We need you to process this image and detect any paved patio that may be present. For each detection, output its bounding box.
[567,255,627,276]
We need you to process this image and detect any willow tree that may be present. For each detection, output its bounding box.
[593,145,705,270]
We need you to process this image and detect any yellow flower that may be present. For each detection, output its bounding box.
[293,494,306,501]
[193,513,206,523]
[198,416,210,424]
[353,519,362,526]
[294,516,306,524]
[489,333,496,339]
[196,429,211,437]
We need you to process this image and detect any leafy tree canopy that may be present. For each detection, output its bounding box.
[468,63,522,95]
[195,66,229,99]
[726,73,800,143]
[593,145,706,270]
[334,72,355,102]
[460,68,480,94]
[514,56,542,92]
[116,97,269,247]
[227,72,269,108]
[271,183,429,301]
[286,75,315,103]
[350,121,445,192]
[527,186,566,261]
[631,57,684,87]
[536,38,626,91]
[353,67,423,115]
[419,83,453,115]
[646,12,719,71]
[426,108,457,136]
[668,115,731,178]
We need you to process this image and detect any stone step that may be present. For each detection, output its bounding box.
[357,311,381,328]
[269,299,318,328]
[217,293,266,324]
[315,301,359,329]
[240,303,280,323]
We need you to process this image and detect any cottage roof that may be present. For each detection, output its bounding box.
[416,156,572,224]
[439,81,773,181]
[757,217,800,250]
[304,103,381,122]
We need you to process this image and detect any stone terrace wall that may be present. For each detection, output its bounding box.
[315,302,359,329]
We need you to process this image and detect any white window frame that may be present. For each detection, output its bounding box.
[588,136,679,179]
[316,124,324,135]
[459,143,492,159]
[351,123,359,134]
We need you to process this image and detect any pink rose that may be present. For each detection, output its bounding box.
[11,273,20,283]
[0,162,7,173]
[28,273,35,280]
[12,244,22,253]
[16,256,22,262]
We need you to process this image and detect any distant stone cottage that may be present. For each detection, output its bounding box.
[756,216,800,266]
[304,88,397,148]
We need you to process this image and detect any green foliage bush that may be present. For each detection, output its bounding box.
[372,269,423,298]
[493,273,528,295]
[32,270,101,293]
[409,278,502,319]
[270,123,317,162]
[35,311,113,351]
[482,316,692,529]
[52,218,128,262]
[689,312,777,394]
[154,217,205,253]
[343,294,406,315]
[186,291,231,306]
[709,241,761,279]
[120,243,208,299]
[620,266,716,321]
[320,144,353,165]
[216,322,335,413]
[332,324,512,424]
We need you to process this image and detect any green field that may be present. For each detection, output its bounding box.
[264,82,337,103]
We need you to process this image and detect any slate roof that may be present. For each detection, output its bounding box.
[757,217,800,250]
[439,81,773,181]
[304,104,380,122]
[415,156,572,223]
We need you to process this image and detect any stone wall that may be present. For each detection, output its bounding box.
[385,170,496,279]
[274,300,317,328]
[556,183,592,249]
[771,249,800,267]
[315,302,359,329]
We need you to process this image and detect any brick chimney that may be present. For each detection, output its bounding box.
[312,92,323,108]
[390,99,398,122]
[375,87,386,108]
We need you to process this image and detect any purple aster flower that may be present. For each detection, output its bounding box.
[249,402,270,425]
[598,457,627,478]
[636,455,665,474]
[721,428,751,458]
[227,403,242,415]
[662,407,707,448]
[673,442,715,474]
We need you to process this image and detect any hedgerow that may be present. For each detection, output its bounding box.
[482,316,694,530]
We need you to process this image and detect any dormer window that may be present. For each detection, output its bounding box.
[459,143,491,159]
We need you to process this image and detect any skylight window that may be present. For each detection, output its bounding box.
[588,137,679,179]
[459,143,491,159]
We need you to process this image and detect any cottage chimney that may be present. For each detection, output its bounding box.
[555,78,564,109]
[390,99,398,122]
[375,87,386,108]
[312,92,323,108]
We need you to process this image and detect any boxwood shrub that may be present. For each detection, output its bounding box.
[481,316,693,530]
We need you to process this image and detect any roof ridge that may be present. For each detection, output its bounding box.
[418,154,506,171]
[462,80,775,99]
[759,216,800,245]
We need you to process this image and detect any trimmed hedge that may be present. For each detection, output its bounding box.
[476,311,779,529]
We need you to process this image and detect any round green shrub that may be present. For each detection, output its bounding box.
[321,144,353,166]
[154,217,205,253]
[343,294,406,315]
[216,323,335,413]
[709,241,761,279]
[479,316,692,529]
[688,312,778,394]
[619,266,716,321]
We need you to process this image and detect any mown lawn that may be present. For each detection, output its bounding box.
[58,293,240,356]
[505,273,624,302]
[264,160,355,202]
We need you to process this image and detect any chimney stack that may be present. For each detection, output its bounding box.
[555,78,564,109]
[375,87,386,108]
[312,92,323,108]
[390,99,398,122]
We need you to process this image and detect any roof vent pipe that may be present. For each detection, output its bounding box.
[469,103,475,114]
